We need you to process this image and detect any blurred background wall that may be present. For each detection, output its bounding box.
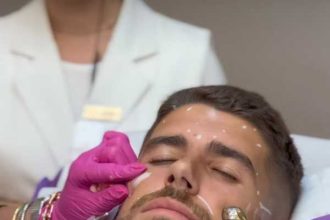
[1,0,329,139]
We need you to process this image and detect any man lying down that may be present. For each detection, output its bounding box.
[114,85,304,220]
[19,85,304,220]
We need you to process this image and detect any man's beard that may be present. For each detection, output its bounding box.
[118,185,211,220]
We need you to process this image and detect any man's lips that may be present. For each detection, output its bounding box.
[141,197,199,220]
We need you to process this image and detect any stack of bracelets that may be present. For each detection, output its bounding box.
[12,192,61,220]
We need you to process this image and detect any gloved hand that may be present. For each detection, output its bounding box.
[51,131,146,220]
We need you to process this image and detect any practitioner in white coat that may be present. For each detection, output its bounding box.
[0,0,227,203]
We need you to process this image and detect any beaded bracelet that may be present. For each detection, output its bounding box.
[39,192,61,220]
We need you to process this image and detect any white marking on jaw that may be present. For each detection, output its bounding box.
[197,195,214,216]
[259,202,272,216]
[186,106,193,112]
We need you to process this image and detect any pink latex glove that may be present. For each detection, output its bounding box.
[51,131,146,220]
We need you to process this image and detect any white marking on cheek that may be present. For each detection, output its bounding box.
[131,172,151,188]
[187,129,192,133]
[186,106,193,112]
[245,202,252,212]
[256,143,262,148]
[212,135,217,139]
[221,129,227,133]
[197,195,214,216]
[259,202,272,216]
[242,125,248,129]
[195,134,203,140]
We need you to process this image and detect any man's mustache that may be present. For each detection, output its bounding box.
[129,185,211,220]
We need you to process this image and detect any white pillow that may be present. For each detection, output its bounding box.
[291,167,330,219]
[291,134,330,219]
[292,134,330,176]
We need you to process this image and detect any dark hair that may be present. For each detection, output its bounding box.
[143,85,303,213]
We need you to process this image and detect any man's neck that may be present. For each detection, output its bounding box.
[46,0,123,35]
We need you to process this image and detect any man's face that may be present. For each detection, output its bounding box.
[117,104,274,220]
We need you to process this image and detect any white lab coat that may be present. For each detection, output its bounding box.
[0,0,226,201]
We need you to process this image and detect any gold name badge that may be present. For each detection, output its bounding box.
[82,105,122,122]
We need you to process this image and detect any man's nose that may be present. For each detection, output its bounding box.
[165,160,199,195]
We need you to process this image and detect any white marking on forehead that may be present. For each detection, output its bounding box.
[186,106,193,112]
[259,202,272,216]
[186,128,192,133]
[242,125,248,129]
[256,143,262,148]
[131,172,152,188]
[197,195,214,216]
[195,134,203,140]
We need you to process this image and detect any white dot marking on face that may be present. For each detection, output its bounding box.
[253,128,257,132]
[195,134,203,140]
[186,128,192,133]
[212,135,217,139]
[256,143,262,148]
[221,129,227,133]
[242,125,248,129]
[186,106,193,112]
[256,172,259,176]
[257,190,260,196]
[162,120,166,124]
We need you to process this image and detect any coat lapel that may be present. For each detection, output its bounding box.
[89,0,159,123]
[10,0,73,166]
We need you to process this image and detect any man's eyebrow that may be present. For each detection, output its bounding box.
[208,141,256,174]
[141,135,187,154]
